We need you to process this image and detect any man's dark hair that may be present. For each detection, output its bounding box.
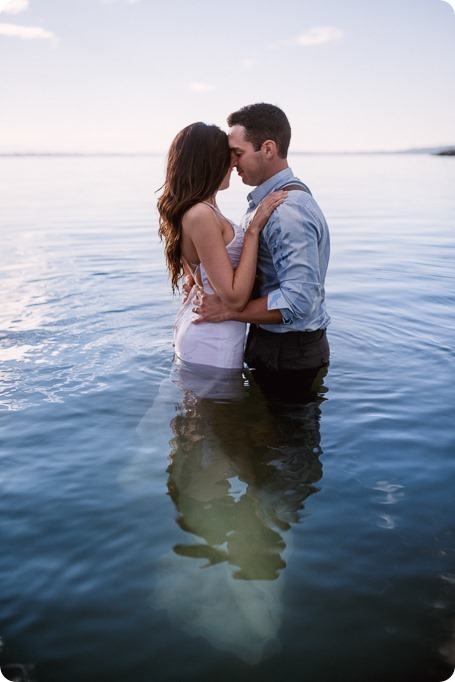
[227,103,291,159]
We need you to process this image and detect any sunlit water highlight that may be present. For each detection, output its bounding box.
[0,154,454,682]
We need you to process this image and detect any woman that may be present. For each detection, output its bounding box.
[158,122,286,372]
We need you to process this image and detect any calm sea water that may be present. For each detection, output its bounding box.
[0,154,454,682]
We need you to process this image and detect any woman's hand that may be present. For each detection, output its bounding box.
[181,273,196,302]
[247,190,287,236]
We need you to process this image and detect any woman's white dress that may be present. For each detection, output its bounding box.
[173,206,247,370]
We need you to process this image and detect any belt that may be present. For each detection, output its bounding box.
[253,325,326,338]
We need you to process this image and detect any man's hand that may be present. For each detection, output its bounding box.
[192,290,233,324]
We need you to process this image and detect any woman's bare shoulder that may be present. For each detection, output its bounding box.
[182,202,217,229]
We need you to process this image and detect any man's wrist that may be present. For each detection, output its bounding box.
[218,305,240,322]
[232,297,283,325]
[229,309,243,322]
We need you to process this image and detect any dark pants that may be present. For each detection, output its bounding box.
[244,325,330,403]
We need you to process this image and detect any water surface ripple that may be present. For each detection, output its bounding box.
[0,155,454,682]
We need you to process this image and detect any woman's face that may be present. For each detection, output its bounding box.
[218,158,235,191]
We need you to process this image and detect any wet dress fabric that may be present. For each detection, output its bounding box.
[173,204,246,370]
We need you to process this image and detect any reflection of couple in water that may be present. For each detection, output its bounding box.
[136,367,325,663]
[139,102,331,662]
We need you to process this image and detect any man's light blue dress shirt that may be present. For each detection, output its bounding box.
[242,168,331,333]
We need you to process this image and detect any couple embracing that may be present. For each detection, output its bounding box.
[158,103,330,403]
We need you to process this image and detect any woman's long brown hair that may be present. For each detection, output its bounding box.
[157,122,231,292]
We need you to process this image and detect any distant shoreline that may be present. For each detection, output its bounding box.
[1,147,454,158]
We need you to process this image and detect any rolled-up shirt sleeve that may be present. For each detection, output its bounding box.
[263,198,328,328]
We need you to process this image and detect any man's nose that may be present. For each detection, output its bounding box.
[230,152,237,168]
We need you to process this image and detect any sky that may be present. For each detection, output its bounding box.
[0,0,454,153]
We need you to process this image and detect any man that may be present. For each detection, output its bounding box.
[195,103,330,402]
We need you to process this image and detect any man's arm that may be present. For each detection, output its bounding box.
[193,291,282,325]
[239,195,330,332]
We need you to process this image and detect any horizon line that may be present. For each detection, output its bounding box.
[0,145,454,158]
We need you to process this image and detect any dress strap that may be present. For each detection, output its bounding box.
[201,201,224,217]
[182,256,200,280]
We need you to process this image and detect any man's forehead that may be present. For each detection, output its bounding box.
[228,126,249,150]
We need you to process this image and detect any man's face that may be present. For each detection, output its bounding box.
[228,125,267,187]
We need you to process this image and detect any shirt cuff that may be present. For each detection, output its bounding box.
[267,289,293,324]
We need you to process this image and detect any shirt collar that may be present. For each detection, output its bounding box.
[247,168,294,208]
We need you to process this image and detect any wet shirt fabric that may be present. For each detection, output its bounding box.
[242,168,331,334]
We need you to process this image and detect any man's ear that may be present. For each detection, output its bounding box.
[261,139,278,158]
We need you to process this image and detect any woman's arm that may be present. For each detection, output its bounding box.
[183,191,287,311]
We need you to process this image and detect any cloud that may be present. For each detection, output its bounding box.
[295,26,343,46]
[0,22,56,40]
[1,0,29,14]
[241,58,258,71]
[187,82,214,93]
